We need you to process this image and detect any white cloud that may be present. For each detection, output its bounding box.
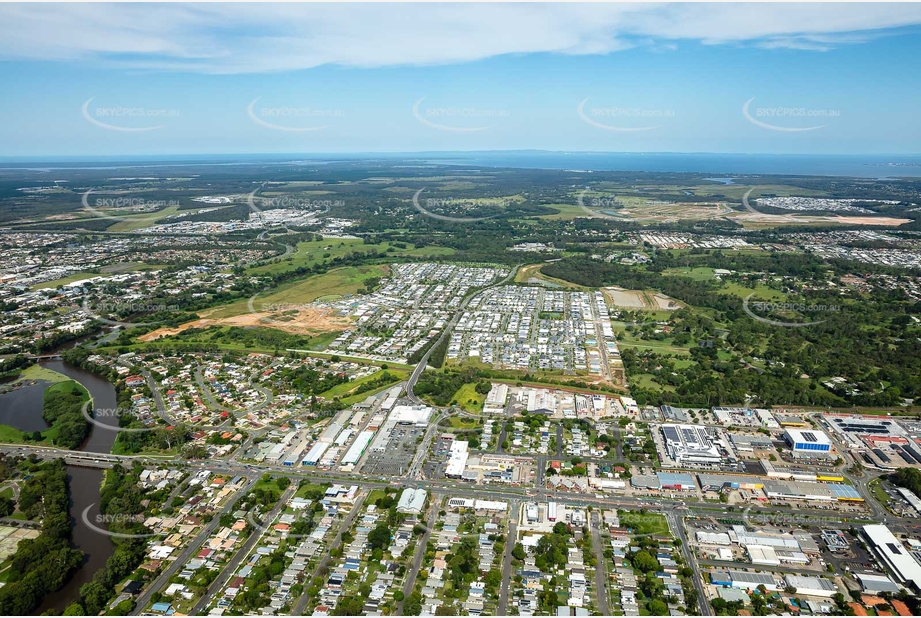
[0,3,918,74]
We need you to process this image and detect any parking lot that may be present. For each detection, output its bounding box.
[361,426,424,476]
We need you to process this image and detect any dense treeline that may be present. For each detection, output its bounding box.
[414,367,484,406]
[544,254,921,407]
[70,464,153,616]
[892,468,921,495]
[0,459,83,615]
[42,380,91,449]
[0,354,32,376]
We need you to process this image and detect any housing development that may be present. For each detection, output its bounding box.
[0,155,920,618]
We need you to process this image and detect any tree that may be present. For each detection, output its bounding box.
[0,496,14,518]
[511,543,525,560]
[648,599,668,616]
[404,592,423,616]
[632,550,660,573]
[368,523,391,550]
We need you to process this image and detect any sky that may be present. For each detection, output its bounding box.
[0,2,920,157]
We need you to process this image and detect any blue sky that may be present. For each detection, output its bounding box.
[0,3,919,157]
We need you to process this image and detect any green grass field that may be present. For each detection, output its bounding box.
[661,267,716,281]
[14,364,71,384]
[316,368,408,403]
[451,383,486,414]
[207,264,389,320]
[247,238,455,277]
[538,203,590,221]
[617,509,670,537]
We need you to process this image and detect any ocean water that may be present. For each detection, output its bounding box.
[1,151,919,178]
[421,152,921,178]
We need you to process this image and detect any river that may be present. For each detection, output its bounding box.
[0,360,120,614]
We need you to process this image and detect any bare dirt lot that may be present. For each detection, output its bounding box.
[139,306,351,341]
[604,287,682,310]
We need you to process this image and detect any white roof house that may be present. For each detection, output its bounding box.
[397,488,427,514]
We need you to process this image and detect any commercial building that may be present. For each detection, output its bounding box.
[656,472,697,490]
[302,441,330,467]
[697,473,764,492]
[660,424,722,465]
[784,575,838,598]
[728,570,780,592]
[390,404,433,426]
[445,440,470,478]
[341,430,375,466]
[863,525,921,591]
[396,488,427,514]
[783,429,832,454]
[855,573,902,595]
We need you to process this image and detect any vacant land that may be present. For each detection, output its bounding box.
[604,287,682,311]
[452,382,486,414]
[247,238,454,276]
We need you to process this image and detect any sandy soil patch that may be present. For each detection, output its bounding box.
[652,293,683,310]
[732,212,910,227]
[139,306,351,341]
[604,287,646,308]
